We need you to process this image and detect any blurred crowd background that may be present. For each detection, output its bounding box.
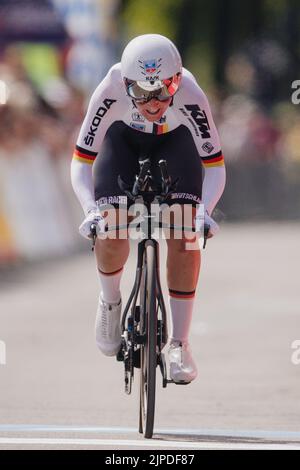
[0,0,300,266]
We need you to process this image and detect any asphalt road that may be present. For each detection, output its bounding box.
[0,223,300,450]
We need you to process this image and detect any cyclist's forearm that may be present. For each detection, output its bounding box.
[202,165,226,215]
[71,158,97,216]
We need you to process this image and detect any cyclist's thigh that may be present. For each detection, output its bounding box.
[152,124,203,206]
[93,122,139,208]
[151,125,202,242]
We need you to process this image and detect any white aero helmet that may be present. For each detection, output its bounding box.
[121,34,182,102]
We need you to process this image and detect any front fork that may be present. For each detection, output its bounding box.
[118,238,168,383]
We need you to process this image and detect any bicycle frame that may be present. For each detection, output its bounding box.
[91,157,211,437]
[119,180,170,395]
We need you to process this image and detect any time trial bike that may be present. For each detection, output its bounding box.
[91,157,209,439]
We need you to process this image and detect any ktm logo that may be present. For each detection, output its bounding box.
[84,98,117,146]
[185,104,211,139]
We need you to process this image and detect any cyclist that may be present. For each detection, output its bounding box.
[71,34,225,384]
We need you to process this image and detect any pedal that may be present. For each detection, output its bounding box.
[116,347,124,362]
[116,336,127,362]
[133,348,141,368]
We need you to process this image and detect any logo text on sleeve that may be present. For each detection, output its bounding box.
[180,104,211,139]
[84,98,117,146]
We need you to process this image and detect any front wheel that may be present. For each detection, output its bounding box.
[139,243,157,439]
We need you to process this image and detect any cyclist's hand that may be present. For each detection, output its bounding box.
[205,212,219,238]
[79,209,106,240]
[194,209,219,238]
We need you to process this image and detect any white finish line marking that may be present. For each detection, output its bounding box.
[1,424,300,440]
[0,437,300,450]
[1,426,300,450]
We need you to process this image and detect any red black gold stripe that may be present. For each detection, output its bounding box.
[169,288,195,299]
[153,123,169,135]
[98,267,123,276]
[201,150,224,168]
[73,145,97,164]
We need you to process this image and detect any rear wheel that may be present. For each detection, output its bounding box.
[139,243,157,438]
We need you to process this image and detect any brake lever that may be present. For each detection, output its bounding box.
[118,159,152,200]
[158,177,180,202]
[133,158,151,196]
[90,223,98,251]
[118,175,136,201]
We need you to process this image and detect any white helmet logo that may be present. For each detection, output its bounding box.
[139,58,162,76]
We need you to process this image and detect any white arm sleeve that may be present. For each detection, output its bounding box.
[71,159,96,216]
[176,69,226,215]
[202,165,226,216]
[71,63,125,216]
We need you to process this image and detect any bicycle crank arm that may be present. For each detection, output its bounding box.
[158,352,168,388]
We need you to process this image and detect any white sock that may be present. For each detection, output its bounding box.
[98,267,123,304]
[169,290,195,343]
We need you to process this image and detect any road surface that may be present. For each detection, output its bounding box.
[0,223,300,450]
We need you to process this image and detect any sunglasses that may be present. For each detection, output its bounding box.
[125,73,181,104]
[132,93,171,104]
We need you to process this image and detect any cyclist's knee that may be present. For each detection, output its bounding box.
[162,204,197,246]
[166,237,198,253]
[96,207,133,241]
[95,208,131,257]
[96,237,129,254]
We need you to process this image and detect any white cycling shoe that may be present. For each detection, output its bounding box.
[168,340,198,384]
[95,294,122,356]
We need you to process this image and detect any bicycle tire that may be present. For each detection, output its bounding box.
[139,242,157,438]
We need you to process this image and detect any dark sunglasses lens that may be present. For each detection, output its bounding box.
[126,74,181,102]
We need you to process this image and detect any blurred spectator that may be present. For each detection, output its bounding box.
[0,45,85,266]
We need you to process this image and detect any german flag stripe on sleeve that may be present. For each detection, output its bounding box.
[201,150,224,167]
[73,145,97,164]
